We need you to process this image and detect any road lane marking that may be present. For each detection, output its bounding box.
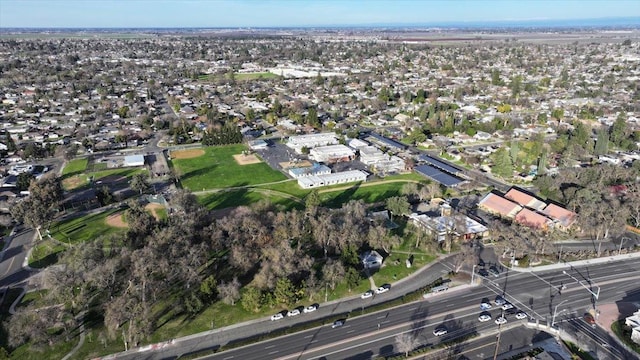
[346,330,354,334]
[222,357,234,360]
[268,350,279,355]
[265,345,275,349]
[303,335,313,338]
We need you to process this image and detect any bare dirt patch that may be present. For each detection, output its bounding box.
[145,203,165,220]
[233,153,261,165]
[105,212,128,228]
[279,160,312,169]
[171,148,205,159]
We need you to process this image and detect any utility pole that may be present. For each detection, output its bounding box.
[493,310,504,360]
[552,299,569,327]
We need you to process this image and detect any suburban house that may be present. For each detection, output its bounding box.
[361,250,384,269]
[409,203,489,243]
[514,208,552,230]
[625,309,640,345]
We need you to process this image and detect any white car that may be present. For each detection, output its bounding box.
[271,313,284,321]
[433,328,448,336]
[494,297,506,306]
[495,317,507,325]
[303,304,318,313]
[375,285,390,295]
[502,303,514,310]
[332,320,344,328]
[478,314,492,322]
[287,309,301,317]
[515,311,527,320]
[480,302,492,310]
[361,290,374,299]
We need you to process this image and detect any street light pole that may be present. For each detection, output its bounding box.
[619,237,628,255]
[562,270,599,300]
[471,264,476,285]
[552,299,569,327]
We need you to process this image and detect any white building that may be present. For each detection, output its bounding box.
[409,204,489,242]
[248,139,268,150]
[288,163,331,178]
[124,154,145,167]
[286,133,338,154]
[297,170,368,189]
[625,309,640,345]
[310,144,356,163]
[359,146,387,165]
[372,156,406,175]
[348,138,369,149]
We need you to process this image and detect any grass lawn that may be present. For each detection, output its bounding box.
[172,144,286,190]
[28,239,67,268]
[198,188,303,211]
[154,208,168,221]
[49,209,126,245]
[235,72,279,81]
[63,168,147,191]
[10,339,75,360]
[62,158,88,177]
[371,252,436,286]
[320,182,407,208]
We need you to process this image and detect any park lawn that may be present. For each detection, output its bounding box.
[49,209,126,245]
[320,182,406,208]
[172,145,286,190]
[62,168,147,191]
[371,252,436,287]
[234,72,279,81]
[154,208,168,221]
[28,239,67,268]
[198,189,303,211]
[62,158,88,177]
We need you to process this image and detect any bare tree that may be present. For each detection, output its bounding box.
[218,277,241,305]
[395,332,419,357]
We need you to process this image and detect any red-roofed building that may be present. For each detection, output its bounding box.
[515,208,552,230]
[542,203,577,230]
[478,193,522,218]
[504,187,547,211]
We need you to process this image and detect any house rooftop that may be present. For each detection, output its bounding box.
[515,208,551,229]
[505,187,547,211]
[478,193,522,218]
[542,203,577,228]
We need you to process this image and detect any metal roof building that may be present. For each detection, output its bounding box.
[414,164,464,187]
[286,133,338,154]
[124,154,145,167]
[419,155,463,175]
[288,163,331,178]
[310,144,356,163]
[297,170,368,189]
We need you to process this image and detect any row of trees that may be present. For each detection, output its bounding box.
[5,189,401,350]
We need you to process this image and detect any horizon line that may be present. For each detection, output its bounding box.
[1,16,639,30]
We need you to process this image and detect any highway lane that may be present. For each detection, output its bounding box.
[0,228,36,288]
[196,259,640,360]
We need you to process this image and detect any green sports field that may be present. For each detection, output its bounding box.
[171,144,287,190]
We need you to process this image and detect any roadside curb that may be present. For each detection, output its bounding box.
[503,251,640,273]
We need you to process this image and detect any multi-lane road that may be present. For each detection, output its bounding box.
[182,257,640,360]
[0,227,36,289]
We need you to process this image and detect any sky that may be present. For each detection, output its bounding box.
[1,0,639,28]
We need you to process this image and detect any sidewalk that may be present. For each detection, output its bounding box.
[505,251,640,273]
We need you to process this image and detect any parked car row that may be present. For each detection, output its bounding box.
[361,284,391,299]
[270,304,319,321]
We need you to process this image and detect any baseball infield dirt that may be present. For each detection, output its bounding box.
[233,153,261,165]
[170,148,205,159]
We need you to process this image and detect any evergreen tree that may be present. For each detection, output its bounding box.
[594,128,609,155]
[492,148,513,178]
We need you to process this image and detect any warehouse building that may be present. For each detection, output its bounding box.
[288,163,331,178]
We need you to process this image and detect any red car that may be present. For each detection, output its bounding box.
[584,313,596,326]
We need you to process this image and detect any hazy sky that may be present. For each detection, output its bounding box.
[1,0,639,28]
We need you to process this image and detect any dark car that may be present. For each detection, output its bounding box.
[488,267,500,277]
[478,269,489,277]
[332,319,345,328]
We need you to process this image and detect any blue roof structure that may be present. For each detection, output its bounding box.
[289,163,331,177]
[419,155,462,174]
[367,133,408,150]
[415,164,464,187]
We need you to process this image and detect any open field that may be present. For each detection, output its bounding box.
[170,148,205,159]
[49,209,127,245]
[198,188,304,212]
[28,239,67,268]
[172,144,286,190]
[62,168,147,191]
